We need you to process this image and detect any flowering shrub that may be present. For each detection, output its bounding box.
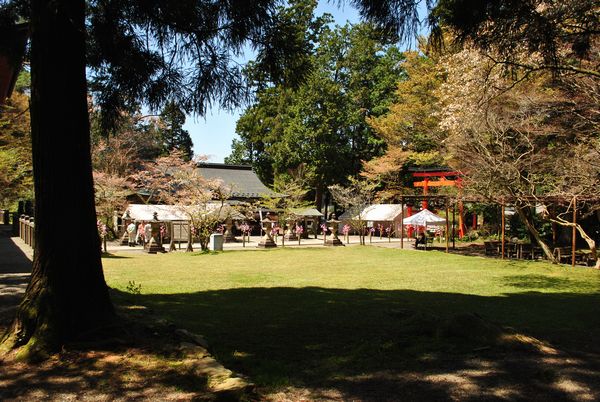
[97,220,108,238]
[295,225,304,235]
[320,223,328,234]
[240,222,251,234]
[342,224,350,235]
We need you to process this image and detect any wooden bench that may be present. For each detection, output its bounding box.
[484,241,500,256]
[553,247,593,265]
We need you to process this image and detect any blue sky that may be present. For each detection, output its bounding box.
[184,1,361,162]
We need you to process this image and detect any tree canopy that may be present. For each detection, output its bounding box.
[0,89,32,209]
[362,46,446,200]
[231,2,405,207]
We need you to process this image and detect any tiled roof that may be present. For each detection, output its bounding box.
[197,163,280,199]
[290,207,323,217]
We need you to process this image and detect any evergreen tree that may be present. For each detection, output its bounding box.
[233,7,405,207]
[159,101,193,160]
[223,137,253,165]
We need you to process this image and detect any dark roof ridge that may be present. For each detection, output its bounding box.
[197,162,252,171]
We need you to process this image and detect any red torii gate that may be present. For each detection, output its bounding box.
[411,171,466,238]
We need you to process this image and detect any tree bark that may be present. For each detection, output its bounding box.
[515,205,556,263]
[315,185,323,212]
[3,0,114,357]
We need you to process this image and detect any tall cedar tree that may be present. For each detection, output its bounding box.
[0,0,429,355]
[3,0,115,358]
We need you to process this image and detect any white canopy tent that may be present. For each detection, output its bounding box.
[402,208,447,250]
[402,208,446,227]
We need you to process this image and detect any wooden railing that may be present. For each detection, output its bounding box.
[19,214,35,248]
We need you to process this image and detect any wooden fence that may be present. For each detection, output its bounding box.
[19,214,35,248]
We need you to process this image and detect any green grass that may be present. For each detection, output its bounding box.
[103,247,600,388]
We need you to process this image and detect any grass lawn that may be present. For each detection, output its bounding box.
[103,247,600,399]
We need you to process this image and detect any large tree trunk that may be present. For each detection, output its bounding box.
[515,206,556,263]
[315,185,323,212]
[2,0,114,357]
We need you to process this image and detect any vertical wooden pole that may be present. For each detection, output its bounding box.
[452,204,456,249]
[400,196,404,250]
[572,197,577,267]
[445,202,449,253]
[551,204,557,247]
[501,204,505,259]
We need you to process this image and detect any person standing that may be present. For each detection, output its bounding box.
[144,221,152,247]
[126,221,137,247]
[136,221,145,245]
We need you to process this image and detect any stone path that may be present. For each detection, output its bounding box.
[0,232,31,317]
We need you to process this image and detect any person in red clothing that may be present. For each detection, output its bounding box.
[136,221,145,245]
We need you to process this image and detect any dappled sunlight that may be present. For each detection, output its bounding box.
[0,349,209,400]
[108,284,600,401]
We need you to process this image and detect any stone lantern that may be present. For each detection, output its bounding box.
[146,211,166,253]
[325,214,344,246]
[120,210,132,245]
[257,217,277,248]
[223,216,236,243]
[284,217,298,241]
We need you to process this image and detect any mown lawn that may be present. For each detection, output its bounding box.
[103,247,600,393]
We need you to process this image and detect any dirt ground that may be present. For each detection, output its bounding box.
[0,306,256,401]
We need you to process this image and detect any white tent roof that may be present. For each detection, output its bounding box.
[340,204,404,222]
[402,209,446,226]
[124,204,189,221]
[124,203,244,221]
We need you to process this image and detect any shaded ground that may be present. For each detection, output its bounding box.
[0,233,31,335]
[0,306,254,401]
[0,234,252,401]
[116,287,600,402]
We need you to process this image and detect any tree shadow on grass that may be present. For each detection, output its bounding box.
[502,275,575,289]
[101,253,132,259]
[113,287,600,401]
[0,347,212,400]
